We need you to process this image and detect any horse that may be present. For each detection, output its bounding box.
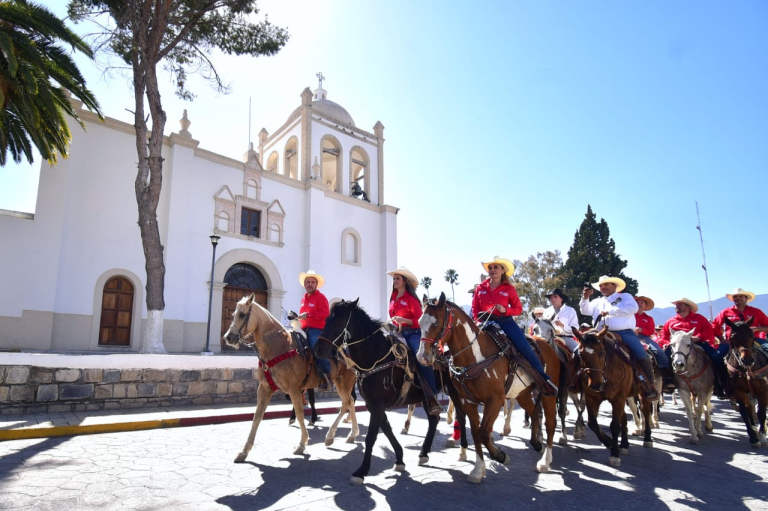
[315,298,467,485]
[627,350,662,435]
[419,293,562,482]
[531,316,587,443]
[572,327,653,467]
[222,293,359,462]
[724,317,768,448]
[667,328,714,444]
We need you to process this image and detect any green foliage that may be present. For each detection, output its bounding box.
[0,0,102,166]
[559,205,639,311]
[513,250,563,312]
[444,269,459,302]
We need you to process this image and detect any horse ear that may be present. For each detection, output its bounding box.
[669,327,677,336]
[422,294,429,306]
[746,316,754,326]
[246,293,255,305]
[438,292,446,307]
[572,329,583,343]
[352,298,360,307]
[687,328,696,337]
[724,316,736,329]
[597,326,609,339]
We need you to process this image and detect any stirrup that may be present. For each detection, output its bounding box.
[541,379,558,397]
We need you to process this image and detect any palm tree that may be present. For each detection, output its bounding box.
[420,276,432,299]
[444,269,459,302]
[0,0,102,166]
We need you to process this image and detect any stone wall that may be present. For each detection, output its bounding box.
[0,365,258,414]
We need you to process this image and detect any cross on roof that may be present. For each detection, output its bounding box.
[316,72,325,89]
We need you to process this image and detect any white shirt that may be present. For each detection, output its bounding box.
[579,292,638,331]
[544,304,579,336]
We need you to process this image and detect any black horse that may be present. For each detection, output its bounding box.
[315,298,467,485]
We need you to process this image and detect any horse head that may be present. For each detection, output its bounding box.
[725,316,756,368]
[223,293,266,350]
[572,326,609,391]
[669,328,696,374]
[532,314,556,342]
[419,292,458,366]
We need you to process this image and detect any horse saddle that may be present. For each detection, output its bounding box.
[480,322,514,355]
[288,329,311,360]
[552,337,573,364]
[603,334,633,365]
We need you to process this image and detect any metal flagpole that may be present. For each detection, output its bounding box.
[248,97,252,146]
[695,201,714,320]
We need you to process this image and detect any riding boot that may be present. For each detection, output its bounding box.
[419,374,442,416]
[636,358,659,401]
[714,362,730,400]
[567,352,582,393]
[661,365,677,394]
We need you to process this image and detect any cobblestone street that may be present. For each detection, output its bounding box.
[1,397,767,510]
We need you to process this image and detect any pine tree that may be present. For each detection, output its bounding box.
[559,205,639,313]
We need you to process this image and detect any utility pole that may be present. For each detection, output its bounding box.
[695,202,714,320]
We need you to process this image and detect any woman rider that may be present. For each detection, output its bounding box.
[471,257,558,397]
[387,267,442,416]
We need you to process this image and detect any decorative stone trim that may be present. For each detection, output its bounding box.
[341,227,362,266]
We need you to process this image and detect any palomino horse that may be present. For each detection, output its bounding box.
[572,327,653,467]
[222,294,359,462]
[315,299,466,485]
[668,328,714,444]
[724,317,768,448]
[419,293,562,482]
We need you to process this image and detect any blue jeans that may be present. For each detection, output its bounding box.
[403,328,438,393]
[613,329,648,360]
[697,341,729,364]
[307,328,331,374]
[639,334,669,368]
[497,317,549,380]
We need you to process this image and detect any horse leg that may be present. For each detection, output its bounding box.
[678,388,699,445]
[641,397,653,448]
[234,383,275,463]
[286,387,310,455]
[758,393,768,447]
[379,412,406,471]
[558,390,569,446]
[607,399,623,466]
[464,404,486,483]
[419,408,439,465]
[571,392,586,439]
[703,392,714,433]
[536,396,557,473]
[350,404,385,485]
[586,397,612,451]
[502,398,515,436]
[306,389,318,425]
[626,397,642,436]
[736,391,761,448]
[447,399,455,424]
[325,376,353,446]
[479,397,508,466]
[401,403,415,435]
[458,407,469,460]
[516,393,542,453]
[693,392,705,439]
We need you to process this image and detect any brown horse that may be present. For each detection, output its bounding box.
[418,293,562,482]
[724,317,768,448]
[223,293,359,461]
[572,327,653,466]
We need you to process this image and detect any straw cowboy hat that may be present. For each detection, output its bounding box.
[591,275,626,293]
[726,288,756,302]
[635,295,655,311]
[482,256,515,278]
[299,270,325,289]
[387,267,419,288]
[672,298,698,313]
[545,288,569,303]
[533,306,545,314]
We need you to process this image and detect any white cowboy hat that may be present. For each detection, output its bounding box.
[672,298,698,313]
[726,288,756,302]
[533,306,545,314]
[299,270,325,289]
[482,256,515,278]
[635,295,655,311]
[386,267,419,288]
[591,275,626,293]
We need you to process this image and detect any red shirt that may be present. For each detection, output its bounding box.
[299,291,329,330]
[660,313,717,348]
[712,305,768,341]
[471,279,523,322]
[389,291,422,329]
[635,313,655,337]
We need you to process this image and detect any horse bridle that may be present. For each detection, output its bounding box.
[229,302,254,346]
[421,304,454,347]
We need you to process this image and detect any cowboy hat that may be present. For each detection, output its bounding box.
[482,256,515,277]
[533,306,545,314]
[545,288,569,302]
[672,298,698,313]
[655,325,663,330]
[386,267,419,288]
[299,270,325,289]
[726,288,756,302]
[635,295,655,311]
[591,275,626,293]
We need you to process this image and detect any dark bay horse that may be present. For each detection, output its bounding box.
[572,327,653,466]
[724,317,768,447]
[315,299,467,485]
[418,293,562,481]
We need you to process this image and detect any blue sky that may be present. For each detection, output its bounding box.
[1,1,766,314]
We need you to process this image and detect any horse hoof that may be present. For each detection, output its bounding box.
[446,438,456,448]
[689,437,700,445]
[533,443,543,453]
[419,456,429,466]
[502,452,510,466]
[535,463,549,473]
[697,432,704,439]
[750,442,761,449]
[459,451,468,462]
[345,436,356,444]
[643,441,653,448]
[467,474,483,484]
[349,476,364,485]
[608,457,621,467]
[325,438,334,447]
[394,463,406,472]
[294,445,306,455]
[343,418,350,424]
[631,430,642,437]
[705,425,714,433]
[502,427,511,437]
[308,421,315,427]
[558,437,568,446]
[234,453,247,463]
[400,428,409,435]
[523,421,531,429]
[288,419,295,425]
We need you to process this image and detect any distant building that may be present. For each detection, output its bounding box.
[0,83,398,353]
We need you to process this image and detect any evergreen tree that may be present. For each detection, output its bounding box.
[559,205,639,317]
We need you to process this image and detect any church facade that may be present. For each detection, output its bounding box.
[0,84,398,353]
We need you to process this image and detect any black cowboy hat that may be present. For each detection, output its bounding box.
[545,288,569,302]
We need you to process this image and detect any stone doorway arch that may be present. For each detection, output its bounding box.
[220,263,268,352]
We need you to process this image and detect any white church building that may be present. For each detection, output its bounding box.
[0,82,399,353]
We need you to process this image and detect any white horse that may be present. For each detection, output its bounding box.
[669,328,714,444]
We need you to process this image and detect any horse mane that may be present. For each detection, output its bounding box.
[341,300,386,336]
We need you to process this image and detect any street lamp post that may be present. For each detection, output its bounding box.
[202,233,221,355]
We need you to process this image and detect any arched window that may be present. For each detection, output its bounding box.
[341,227,361,266]
[217,211,230,232]
[266,151,279,173]
[321,135,342,192]
[349,147,370,201]
[99,277,134,346]
[246,179,258,199]
[284,137,298,180]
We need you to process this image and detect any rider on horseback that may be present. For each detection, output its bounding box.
[634,295,676,393]
[580,276,658,400]
[543,288,580,352]
[387,267,442,416]
[472,257,558,397]
[298,270,333,391]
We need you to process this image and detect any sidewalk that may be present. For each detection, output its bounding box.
[0,393,366,442]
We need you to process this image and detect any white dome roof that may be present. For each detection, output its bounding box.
[290,87,356,127]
